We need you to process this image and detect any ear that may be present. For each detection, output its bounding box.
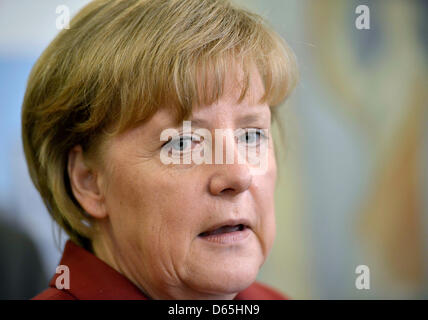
[67,145,107,219]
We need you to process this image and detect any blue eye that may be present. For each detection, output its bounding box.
[169,136,193,152]
[239,129,266,146]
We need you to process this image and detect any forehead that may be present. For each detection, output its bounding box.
[107,67,270,151]
[102,73,273,167]
[159,68,269,127]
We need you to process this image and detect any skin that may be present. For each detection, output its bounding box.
[68,69,277,300]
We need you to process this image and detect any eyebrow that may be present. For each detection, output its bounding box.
[148,108,270,144]
[189,110,270,129]
[235,112,270,127]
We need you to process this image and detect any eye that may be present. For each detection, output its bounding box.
[238,128,267,146]
[169,136,192,152]
[163,134,202,153]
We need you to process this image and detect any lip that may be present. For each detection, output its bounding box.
[198,218,252,245]
[200,218,252,234]
[198,227,251,245]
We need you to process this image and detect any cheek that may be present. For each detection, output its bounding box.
[254,149,277,252]
[103,163,202,251]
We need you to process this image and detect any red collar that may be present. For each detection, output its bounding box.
[49,240,148,299]
[48,240,286,300]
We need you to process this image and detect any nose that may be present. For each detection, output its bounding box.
[208,131,253,196]
[209,163,252,196]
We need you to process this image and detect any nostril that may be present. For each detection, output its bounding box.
[220,188,235,195]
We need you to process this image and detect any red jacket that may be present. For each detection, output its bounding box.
[33,240,287,300]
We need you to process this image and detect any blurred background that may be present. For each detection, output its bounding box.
[0,0,427,299]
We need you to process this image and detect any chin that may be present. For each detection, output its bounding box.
[194,258,262,296]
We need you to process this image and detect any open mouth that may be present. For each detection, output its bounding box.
[199,224,247,237]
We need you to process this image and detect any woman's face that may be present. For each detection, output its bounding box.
[92,71,277,299]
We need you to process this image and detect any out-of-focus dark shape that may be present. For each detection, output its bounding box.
[0,215,47,299]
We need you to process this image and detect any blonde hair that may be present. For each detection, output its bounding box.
[22,0,298,250]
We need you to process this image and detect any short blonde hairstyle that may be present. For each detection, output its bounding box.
[22,0,298,250]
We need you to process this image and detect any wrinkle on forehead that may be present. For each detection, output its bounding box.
[189,61,267,120]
